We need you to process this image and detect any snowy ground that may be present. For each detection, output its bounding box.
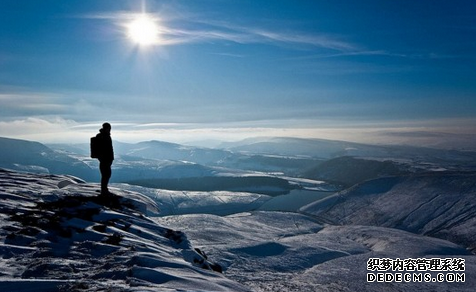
[0,169,248,292]
[1,168,475,292]
[300,173,476,252]
[114,183,272,216]
[156,212,475,292]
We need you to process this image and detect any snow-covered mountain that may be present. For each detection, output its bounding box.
[46,139,334,195]
[51,139,322,177]
[220,136,371,158]
[0,137,94,180]
[300,172,476,253]
[113,140,235,166]
[0,169,248,292]
[48,140,234,165]
[47,140,322,184]
[115,183,272,216]
[2,138,315,194]
[220,137,476,170]
[1,168,475,291]
[45,136,476,186]
[4,135,476,197]
[157,210,475,291]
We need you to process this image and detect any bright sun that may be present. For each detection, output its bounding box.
[126,14,160,46]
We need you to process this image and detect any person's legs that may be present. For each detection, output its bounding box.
[99,160,112,194]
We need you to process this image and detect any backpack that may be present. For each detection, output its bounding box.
[90,136,100,158]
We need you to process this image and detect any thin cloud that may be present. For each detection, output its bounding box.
[248,28,357,51]
[210,52,245,58]
[0,93,67,117]
[175,20,358,51]
[0,117,81,141]
[82,10,358,51]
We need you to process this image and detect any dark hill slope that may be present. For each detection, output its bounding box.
[302,156,407,186]
[301,172,476,252]
[0,137,94,180]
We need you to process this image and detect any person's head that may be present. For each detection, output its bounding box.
[102,122,111,133]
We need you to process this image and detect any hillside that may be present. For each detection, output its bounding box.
[300,172,476,252]
[158,211,474,292]
[301,156,407,187]
[0,137,94,180]
[0,169,248,292]
[114,140,236,166]
[221,137,476,171]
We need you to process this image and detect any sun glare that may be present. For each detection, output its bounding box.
[127,14,160,46]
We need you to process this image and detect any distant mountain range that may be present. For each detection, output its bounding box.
[0,137,94,180]
[1,136,475,194]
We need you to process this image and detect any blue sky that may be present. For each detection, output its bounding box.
[0,0,475,145]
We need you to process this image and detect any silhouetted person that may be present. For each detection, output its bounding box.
[95,122,114,195]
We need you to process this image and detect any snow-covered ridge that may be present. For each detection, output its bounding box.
[0,169,248,292]
[157,211,476,291]
[300,172,476,253]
